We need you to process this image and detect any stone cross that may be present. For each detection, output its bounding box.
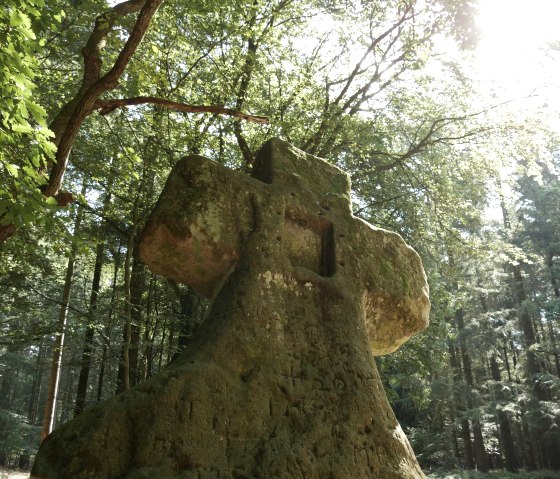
[32,138,430,479]
[140,138,429,356]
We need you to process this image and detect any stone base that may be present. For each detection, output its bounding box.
[32,258,424,478]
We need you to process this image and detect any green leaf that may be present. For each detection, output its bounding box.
[19,102,29,120]
[22,165,41,181]
[25,100,47,126]
[5,164,20,177]
[10,11,25,27]
[13,73,32,91]
[11,123,33,134]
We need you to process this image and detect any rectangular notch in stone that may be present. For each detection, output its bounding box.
[284,212,335,277]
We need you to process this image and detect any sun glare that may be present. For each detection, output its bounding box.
[475,0,560,102]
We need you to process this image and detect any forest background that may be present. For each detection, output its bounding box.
[1,0,559,475]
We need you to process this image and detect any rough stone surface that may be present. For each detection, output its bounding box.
[32,138,430,478]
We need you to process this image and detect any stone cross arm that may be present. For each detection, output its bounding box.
[139,138,430,355]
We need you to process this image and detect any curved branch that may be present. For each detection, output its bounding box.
[94,97,269,124]
[50,0,149,142]
[44,0,164,198]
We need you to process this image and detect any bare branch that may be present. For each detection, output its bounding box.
[29,285,89,318]
[94,96,269,124]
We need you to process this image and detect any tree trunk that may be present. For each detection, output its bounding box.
[546,319,560,376]
[460,419,475,470]
[116,227,136,394]
[60,367,76,425]
[522,418,537,470]
[512,265,541,384]
[116,144,155,392]
[447,339,475,469]
[129,250,146,385]
[140,275,156,380]
[0,342,19,411]
[502,339,513,382]
[74,237,104,416]
[547,253,560,298]
[509,337,519,372]
[472,422,489,472]
[157,316,168,371]
[74,184,113,416]
[454,308,488,471]
[116,242,145,393]
[455,308,474,387]
[447,401,461,465]
[170,283,202,363]
[498,413,518,471]
[115,205,149,393]
[40,186,86,441]
[97,241,122,402]
[27,341,45,425]
[546,254,560,375]
[489,355,518,471]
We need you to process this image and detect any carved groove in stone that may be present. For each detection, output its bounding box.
[284,210,335,277]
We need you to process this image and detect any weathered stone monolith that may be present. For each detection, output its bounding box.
[32,138,430,478]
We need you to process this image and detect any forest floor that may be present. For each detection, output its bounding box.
[2,466,559,478]
[426,470,560,478]
[0,468,29,479]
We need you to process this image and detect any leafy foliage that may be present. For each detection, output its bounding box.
[0,0,58,229]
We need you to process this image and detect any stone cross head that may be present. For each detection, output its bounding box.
[139,138,429,355]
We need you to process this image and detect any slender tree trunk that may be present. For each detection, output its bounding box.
[40,185,86,441]
[27,341,45,425]
[157,317,168,371]
[170,283,202,362]
[502,339,513,382]
[509,337,518,371]
[0,343,19,411]
[546,254,560,375]
[74,184,113,416]
[547,253,560,298]
[448,339,475,469]
[455,308,489,471]
[97,241,122,402]
[522,418,537,470]
[460,420,475,470]
[128,249,146,385]
[447,401,461,464]
[60,367,76,424]
[74,237,104,416]
[546,320,560,376]
[96,343,108,402]
[512,265,543,392]
[116,146,154,392]
[116,222,142,393]
[140,275,155,380]
[490,354,518,471]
